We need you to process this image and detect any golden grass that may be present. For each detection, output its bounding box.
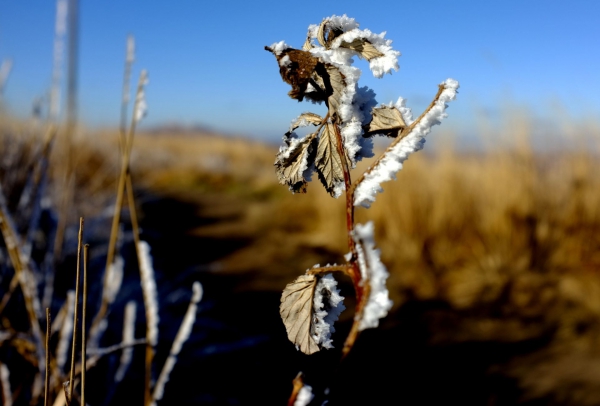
[3,114,600,402]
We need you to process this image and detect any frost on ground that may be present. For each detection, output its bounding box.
[352,222,392,330]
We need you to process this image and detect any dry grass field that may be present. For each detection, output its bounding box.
[2,114,600,404]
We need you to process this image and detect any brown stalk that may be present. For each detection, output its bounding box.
[54,0,80,262]
[287,372,305,406]
[92,71,146,337]
[144,331,153,406]
[81,244,88,406]
[307,265,351,276]
[68,217,84,404]
[45,308,51,406]
[0,274,19,315]
[0,185,46,377]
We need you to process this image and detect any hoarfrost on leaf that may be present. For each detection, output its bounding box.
[280,274,320,354]
[315,123,345,197]
[311,273,345,349]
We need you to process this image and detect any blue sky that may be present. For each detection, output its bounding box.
[0,0,599,142]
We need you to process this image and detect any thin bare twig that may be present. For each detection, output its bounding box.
[306,265,351,276]
[0,183,46,382]
[287,372,305,406]
[68,217,84,403]
[45,308,51,406]
[81,244,88,406]
[92,71,147,337]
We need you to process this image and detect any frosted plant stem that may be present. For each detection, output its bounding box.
[0,184,46,388]
[45,308,51,406]
[0,273,19,315]
[68,217,84,404]
[92,71,146,341]
[349,84,446,199]
[119,35,142,250]
[307,265,351,276]
[138,240,158,406]
[0,363,11,406]
[151,282,203,405]
[114,301,137,383]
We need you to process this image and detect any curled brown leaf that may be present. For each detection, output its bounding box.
[340,38,384,61]
[275,132,318,193]
[363,105,406,138]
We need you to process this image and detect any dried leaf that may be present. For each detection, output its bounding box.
[280,274,319,355]
[307,64,347,116]
[266,48,319,101]
[287,112,323,135]
[363,106,406,138]
[302,35,314,51]
[315,123,345,196]
[275,132,318,193]
[326,27,344,48]
[340,38,384,61]
[317,19,327,47]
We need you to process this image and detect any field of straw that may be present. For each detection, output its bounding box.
[2,113,600,405]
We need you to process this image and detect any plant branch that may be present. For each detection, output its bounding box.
[349,83,446,200]
[68,217,84,403]
[44,308,51,406]
[81,244,88,406]
[92,71,146,337]
[306,265,351,276]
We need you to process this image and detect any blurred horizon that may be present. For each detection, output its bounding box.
[1,0,599,142]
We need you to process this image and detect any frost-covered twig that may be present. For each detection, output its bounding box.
[45,308,51,406]
[0,59,13,95]
[49,0,67,121]
[68,218,84,402]
[0,363,12,406]
[138,240,159,406]
[138,241,159,347]
[0,183,46,386]
[56,291,75,372]
[80,244,89,406]
[151,282,202,405]
[352,222,391,330]
[115,301,137,383]
[352,79,459,207]
[92,68,149,346]
[268,14,458,401]
[287,372,313,406]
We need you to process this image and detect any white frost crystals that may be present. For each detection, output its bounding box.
[138,240,159,347]
[280,269,346,355]
[354,78,460,208]
[352,222,392,331]
[271,15,458,360]
[134,69,149,123]
[312,273,345,349]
